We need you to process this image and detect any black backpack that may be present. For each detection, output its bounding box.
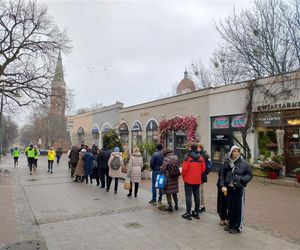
[168,163,181,178]
[111,156,121,170]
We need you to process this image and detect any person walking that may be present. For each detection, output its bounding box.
[56,147,63,164]
[69,145,80,178]
[82,148,94,184]
[107,147,123,194]
[97,143,112,189]
[126,147,143,198]
[220,145,253,234]
[33,145,40,170]
[47,147,56,173]
[74,148,86,182]
[160,148,180,212]
[11,147,20,167]
[181,143,206,220]
[149,144,163,204]
[26,145,36,175]
[198,143,210,212]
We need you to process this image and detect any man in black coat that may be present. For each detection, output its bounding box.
[97,143,112,189]
[220,145,252,234]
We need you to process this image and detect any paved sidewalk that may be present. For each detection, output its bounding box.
[1,155,299,250]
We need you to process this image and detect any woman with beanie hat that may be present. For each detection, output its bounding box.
[220,145,253,234]
[107,147,123,194]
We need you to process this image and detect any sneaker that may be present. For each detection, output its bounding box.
[166,206,173,212]
[114,191,117,194]
[158,198,162,204]
[51,171,53,174]
[192,211,200,219]
[224,225,232,231]
[47,170,50,173]
[182,213,192,220]
[228,228,242,234]
[149,200,157,205]
[127,194,132,198]
[200,206,206,212]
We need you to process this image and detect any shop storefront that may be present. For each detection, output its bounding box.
[119,122,129,148]
[255,110,300,175]
[211,115,247,165]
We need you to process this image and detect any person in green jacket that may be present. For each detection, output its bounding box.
[26,145,37,175]
[11,147,20,167]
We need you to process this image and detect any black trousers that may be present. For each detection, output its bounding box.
[13,157,18,166]
[57,156,61,164]
[217,188,228,221]
[128,182,139,196]
[48,160,54,171]
[227,186,245,231]
[107,177,118,192]
[70,162,77,177]
[166,193,178,206]
[28,157,34,172]
[82,175,93,183]
[99,168,109,188]
[34,159,38,168]
[184,183,200,214]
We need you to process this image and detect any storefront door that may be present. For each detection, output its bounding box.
[284,127,300,174]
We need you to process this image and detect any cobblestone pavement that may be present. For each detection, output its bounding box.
[0,154,299,250]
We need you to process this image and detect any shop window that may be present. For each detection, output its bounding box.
[119,122,129,148]
[131,121,143,150]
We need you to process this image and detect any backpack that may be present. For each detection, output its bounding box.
[205,160,212,174]
[111,156,121,170]
[168,163,181,178]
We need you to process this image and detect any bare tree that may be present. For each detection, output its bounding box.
[189,60,213,89]
[0,0,71,109]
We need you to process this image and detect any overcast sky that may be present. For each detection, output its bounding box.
[39,0,253,112]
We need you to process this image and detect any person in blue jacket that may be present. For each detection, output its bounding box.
[82,148,94,184]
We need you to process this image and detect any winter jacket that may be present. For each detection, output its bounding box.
[108,152,123,178]
[150,150,163,172]
[160,150,179,194]
[83,152,94,176]
[34,149,40,160]
[56,149,63,157]
[127,152,143,183]
[199,149,209,183]
[220,156,253,189]
[12,149,20,158]
[27,147,36,158]
[47,150,56,161]
[69,146,80,164]
[98,148,112,169]
[182,151,206,185]
[74,151,85,176]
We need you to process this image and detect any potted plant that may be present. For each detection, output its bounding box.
[260,161,283,179]
[293,167,300,183]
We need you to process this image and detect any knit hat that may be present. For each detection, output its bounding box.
[229,145,241,158]
[114,147,120,152]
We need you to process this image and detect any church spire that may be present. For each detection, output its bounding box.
[53,50,65,85]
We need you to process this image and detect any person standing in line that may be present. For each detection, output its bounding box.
[69,145,80,178]
[56,147,63,164]
[47,147,56,173]
[11,147,20,167]
[181,143,206,220]
[26,145,36,175]
[220,145,253,234]
[107,147,123,194]
[74,148,86,182]
[33,145,40,170]
[149,144,164,205]
[97,143,112,189]
[126,147,143,198]
[160,148,180,212]
[197,143,210,212]
[217,163,228,226]
[82,148,94,184]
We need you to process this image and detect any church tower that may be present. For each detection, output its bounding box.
[50,50,66,116]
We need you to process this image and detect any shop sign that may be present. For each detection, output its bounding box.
[212,116,229,129]
[231,115,247,128]
[212,134,230,142]
[256,101,300,112]
[255,113,282,127]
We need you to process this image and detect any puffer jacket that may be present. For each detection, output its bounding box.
[182,151,206,185]
[150,150,163,172]
[127,152,143,183]
[98,148,112,169]
[220,156,253,189]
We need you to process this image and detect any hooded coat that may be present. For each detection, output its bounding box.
[83,151,94,176]
[127,152,143,183]
[182,150,206,185]
[74,150,85,176]
[160,150,179,194]
[108,152,123,178]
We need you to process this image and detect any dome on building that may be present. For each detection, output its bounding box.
[176,70,196,95]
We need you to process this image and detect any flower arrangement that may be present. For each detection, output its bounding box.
[260,161,283,172]
[159,116,197,143]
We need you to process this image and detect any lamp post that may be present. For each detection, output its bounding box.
[0,82,4,159]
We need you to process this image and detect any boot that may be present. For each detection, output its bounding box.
[166,205,173,212]
[174,202,178,211]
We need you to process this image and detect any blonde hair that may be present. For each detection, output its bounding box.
[197,143,204,150]
[133,147,139,153]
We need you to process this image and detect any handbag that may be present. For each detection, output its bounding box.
[155,174,165,189]
[124,177,131,190]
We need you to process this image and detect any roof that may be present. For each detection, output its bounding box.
[176,71,196,94]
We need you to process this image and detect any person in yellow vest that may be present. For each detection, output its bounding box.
[11,147,20,167]
[24,145,30,167]
[26,145,36,175]
[33,145,40,170]
[47,147,56,173]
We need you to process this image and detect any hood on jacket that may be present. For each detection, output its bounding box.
[229,145,241,158]
[111,152,122,157]
[162,148,173,157]
[132,152,142,157]
[188,150,201,160]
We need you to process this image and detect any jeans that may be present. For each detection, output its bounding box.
[184,183,200,214]
[151,171,162,201]
[48,160,54,171]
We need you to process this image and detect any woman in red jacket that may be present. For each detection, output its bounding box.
[181,143,206,220]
